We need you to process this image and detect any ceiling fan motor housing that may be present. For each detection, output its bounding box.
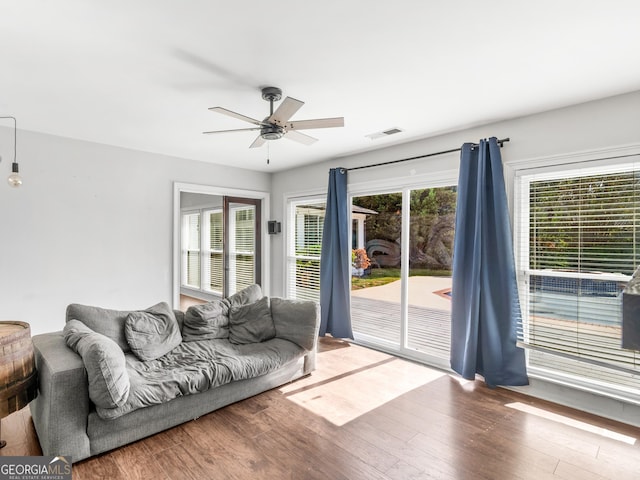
[261,123,285,140]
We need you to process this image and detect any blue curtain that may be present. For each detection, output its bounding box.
[450,137,528,387]
[319,168,353,339]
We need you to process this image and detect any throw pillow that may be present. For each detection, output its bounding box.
[228,296,276,344]
[183,299,230,341]
[225,284,263,310]
[124,302,182,361]
[270,297,319,351]
[63,319,130,409]
[182,285,263,341]
[66,304,133,352]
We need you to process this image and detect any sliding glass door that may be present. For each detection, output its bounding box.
[350,185,456,367]
[406,187,455,363]
[351,192,403,349]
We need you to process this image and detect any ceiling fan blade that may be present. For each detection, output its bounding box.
[284,130,318,146]
[269,96,304,125]
[249,135,267,148]
[208,107,264,126]
[203,127,261,135]
[286,117,345,130]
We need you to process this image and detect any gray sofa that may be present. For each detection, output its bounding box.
[29,285,319,463]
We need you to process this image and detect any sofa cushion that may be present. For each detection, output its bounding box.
[270,297,319,351]
[125,302,182,361]
[63,320,130,409]
[229,296,276,344]
[182,284,263,341]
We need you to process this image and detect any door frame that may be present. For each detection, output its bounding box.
[173,182,270,309]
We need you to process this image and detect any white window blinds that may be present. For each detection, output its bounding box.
[287,200,325,302]
[516,160,640,399]
[230,206,255,294]
[203,210,223,294]
[183,212,201,289]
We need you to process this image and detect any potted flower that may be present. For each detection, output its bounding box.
[351,248,371,277]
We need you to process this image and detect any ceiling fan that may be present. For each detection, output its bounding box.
[203,86,344,148]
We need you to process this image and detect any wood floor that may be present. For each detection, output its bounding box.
[2,338,640,479]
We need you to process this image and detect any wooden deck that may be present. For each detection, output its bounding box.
[351,296,451,360]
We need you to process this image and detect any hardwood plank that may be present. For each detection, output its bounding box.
[343,415,473,479]
[0,410,29,456]
[253,428,351,480]
[554,460,609,480]
[141,422,193,457]
[261,390,401,474]
[74,455,127,480]
[153,443,210,480]
[107,440,170,480]
[183,411,292,480]
[384,460,425,480]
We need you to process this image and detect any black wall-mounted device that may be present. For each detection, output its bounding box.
[267,220,281,234]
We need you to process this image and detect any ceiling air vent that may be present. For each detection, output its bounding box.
[366,127,404,140]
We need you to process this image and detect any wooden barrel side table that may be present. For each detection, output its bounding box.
[0,321,38,448]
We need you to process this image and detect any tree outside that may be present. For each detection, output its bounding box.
[351,187,457,289]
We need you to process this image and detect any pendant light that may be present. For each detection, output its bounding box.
[1,117,21,188]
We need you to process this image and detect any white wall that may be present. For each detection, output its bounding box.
[180,192,223,210]
[269,90,640,426]
[0,129,270,335]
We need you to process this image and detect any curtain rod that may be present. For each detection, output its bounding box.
[345,137,510,172]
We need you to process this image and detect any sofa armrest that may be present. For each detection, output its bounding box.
[30,332,91,461]
[270,298,320,374]
[303,332,319,375]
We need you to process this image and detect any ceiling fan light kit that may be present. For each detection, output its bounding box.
[204,86,344,148]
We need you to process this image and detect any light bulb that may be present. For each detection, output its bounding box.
[7,162,22,188]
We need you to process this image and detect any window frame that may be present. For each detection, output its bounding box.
[511,148,640,404]
[173,182,270,308]
[202,208,223,295]
[285,195,327,302]
[181,210,201,290]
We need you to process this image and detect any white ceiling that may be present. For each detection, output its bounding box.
[1,1,640,172]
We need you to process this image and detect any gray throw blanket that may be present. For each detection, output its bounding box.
[97,337,303,420]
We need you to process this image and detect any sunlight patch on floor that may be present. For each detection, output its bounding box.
[506,402,637,445]
[448,374,475,390]
[282,355,445,426]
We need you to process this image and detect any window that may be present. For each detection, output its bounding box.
[181,209,224,295]
[229,205,256,294]
[515,160,640,401]
[182,212,201,289]
[287,199,326,302]
[202,210,223,294]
